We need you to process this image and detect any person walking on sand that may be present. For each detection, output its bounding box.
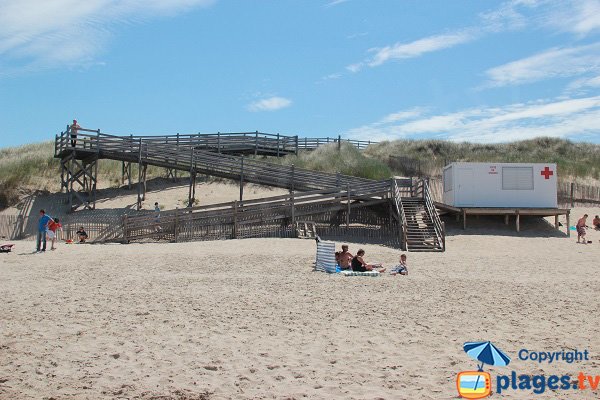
[576,214,588,244]
[36,209,52,252]
[593,215,600,231]
[70,119,80,147]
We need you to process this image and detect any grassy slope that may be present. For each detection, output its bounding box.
[1,137,598,209]
[365,137,600,181]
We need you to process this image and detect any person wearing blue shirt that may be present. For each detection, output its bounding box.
[37,209,52,252]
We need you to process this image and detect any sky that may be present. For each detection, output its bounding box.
[1,0,600,148]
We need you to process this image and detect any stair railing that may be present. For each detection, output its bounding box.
[421,178,445,251]
[392,179,409,250]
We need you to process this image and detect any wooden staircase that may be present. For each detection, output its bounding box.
[400,197,443,251]
[392,178,445,252]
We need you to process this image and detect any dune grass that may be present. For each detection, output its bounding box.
[262,142,392,181]
[365,137,600,181]
[1,137,598,209]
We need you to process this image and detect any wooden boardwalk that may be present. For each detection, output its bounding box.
[54,127,444,251]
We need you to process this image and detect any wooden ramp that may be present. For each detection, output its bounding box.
[54,128,445,251]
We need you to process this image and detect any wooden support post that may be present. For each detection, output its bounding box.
[505,214,509,225]
[277,133,280,157]
[515,210,520,232]
[290,164,295,193]
[570,182,575,207]
[336,172,340,188]
[239,156,244,202]
[554,215,559,229]
[290,192,295,225]
[175,133,179,181]
[233,201,238,239]
[338,134,341,151]
[123,215,128,244]
[121,161,126,185]
[295,135,299,155]
[462,209,467,230]
[255,131,259,156]
[174,207,179,242]
[188,172,196,208]
[566,211,570,237]
[217,132,221,154]
[93,155,98,209]
[441,221,446,252]
[137,138,143,210]
[141,164,147,201]
[346,184,351,229]
[455,213,460,222]
[188,148,195,207]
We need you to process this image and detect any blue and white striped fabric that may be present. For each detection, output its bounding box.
[340,270,380,277]
[463,341,511,367]
[315,241,337,273]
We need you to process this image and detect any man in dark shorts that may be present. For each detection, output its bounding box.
[339,244,353,270]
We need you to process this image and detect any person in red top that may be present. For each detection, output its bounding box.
[47,218,62,250]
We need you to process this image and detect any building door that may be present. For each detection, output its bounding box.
[456,167,474,206]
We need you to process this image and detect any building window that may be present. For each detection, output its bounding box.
[444,167,453,192]
[502,167,534,190]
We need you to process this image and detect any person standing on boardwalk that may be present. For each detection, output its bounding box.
[36,209,52,252]
[70,119,80,147]
[576,214,588,244]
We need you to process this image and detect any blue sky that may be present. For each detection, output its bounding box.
[1,0,599,148]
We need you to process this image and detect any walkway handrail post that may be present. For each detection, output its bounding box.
[255,131,259,156]
[217,132,221,154]
[233,200,238,238]
[277,133,280,157]
[174,207,179,242]
[295,135,299,155]
[346,183,351,229]
[338,134,341,151]
[239,156,244,202]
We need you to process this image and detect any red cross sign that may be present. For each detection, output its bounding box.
[541,166,553,179]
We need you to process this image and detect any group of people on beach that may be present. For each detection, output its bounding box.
[36,209,88,252]
[335,244,408,275]
[575,214,600,244]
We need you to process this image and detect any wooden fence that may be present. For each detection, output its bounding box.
[0,211,124,242]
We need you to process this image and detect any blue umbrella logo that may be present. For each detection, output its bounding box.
[464,341,511,370]
[462,341,511,396]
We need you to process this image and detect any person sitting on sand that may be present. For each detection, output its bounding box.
[76,227,88,243]
[576,214,588,244]
[351,249,385,273]
[47,218,62,250]
[593,215,600,231]
[390,254,409,276]
[338,244,353,270]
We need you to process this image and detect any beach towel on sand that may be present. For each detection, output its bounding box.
[340,270,380,277]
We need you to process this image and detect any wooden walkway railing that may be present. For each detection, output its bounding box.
[123,183,392,242]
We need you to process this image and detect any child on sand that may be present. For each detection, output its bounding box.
[47,218,62,250]
[76,227,88,243]
[390,254,409,275]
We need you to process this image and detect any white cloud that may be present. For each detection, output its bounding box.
[344,96,600,143]
[540,0,600,36]
[483,43,600,87]
[325,0,350,7]
[347,31,476,72]
[247,96,292,112]
[0,0,215,74]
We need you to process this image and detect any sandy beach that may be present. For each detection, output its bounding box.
[1,210,599,399]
